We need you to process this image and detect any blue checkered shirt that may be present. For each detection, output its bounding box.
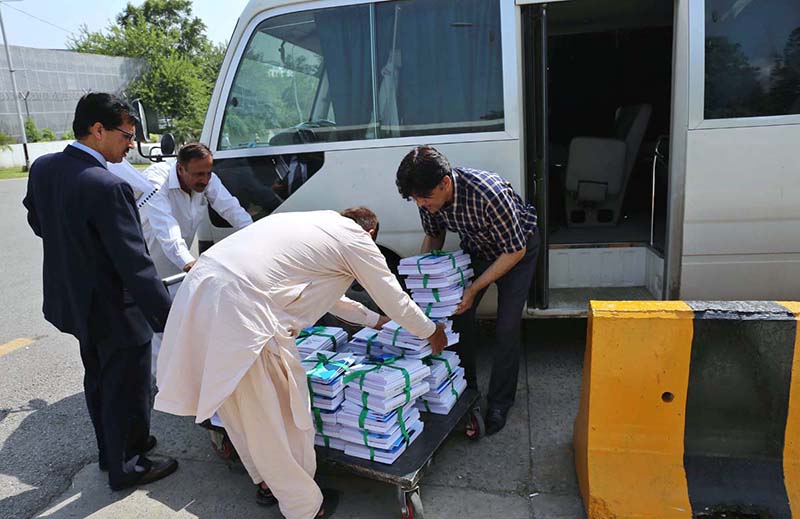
[419,167,538,261]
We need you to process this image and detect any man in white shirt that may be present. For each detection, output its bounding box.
[140,142,253,278]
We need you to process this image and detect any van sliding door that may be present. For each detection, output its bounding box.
[523,4,550,309]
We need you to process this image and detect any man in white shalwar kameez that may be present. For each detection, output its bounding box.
[155,208,446,519]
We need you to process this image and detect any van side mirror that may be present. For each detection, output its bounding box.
[131,99,159,142]
[130,98,178,162]
[160,134,176,155]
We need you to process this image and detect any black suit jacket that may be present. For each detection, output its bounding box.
[23,145,171,355]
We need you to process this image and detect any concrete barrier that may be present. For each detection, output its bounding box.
[574,301,800,518]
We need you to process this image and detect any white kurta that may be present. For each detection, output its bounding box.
[155,210,435,519]
[139,160,253,278]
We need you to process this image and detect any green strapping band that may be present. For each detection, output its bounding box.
[323,435,330,448]
[415,249,456,274]
[302,352,352,407]
[425,303,432,317]
[392,326,403,346]
[313,407,324,434]
[432,288,440,302]
[344,356,410,401]
[362,428,370,447]
[361,390,369,409]
[306,376,315,406]
[358,406,369,428]
[369,447,375,461]
[397,406,410,443]
[302,352,351,374]
[457,267,466,287]
[425,355,459,398]
[366,333,378,355]
[422,399,431,413]
[297,326,337,349]
[423,274,430,288]
[385,364,412,404]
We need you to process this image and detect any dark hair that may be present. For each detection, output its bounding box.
[72,92,136,138]
[177,142,213,166]
[341,206,380,235]
[395,145,452,200]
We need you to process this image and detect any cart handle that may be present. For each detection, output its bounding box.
[162,272,186,288]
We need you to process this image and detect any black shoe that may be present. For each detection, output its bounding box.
[316,489,340,518]
[99,436,157,471]
[256,484,277,507]
[485,408,508,436]
[109,456,179,491]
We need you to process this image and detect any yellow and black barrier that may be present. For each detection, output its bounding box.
[573,301,800,518]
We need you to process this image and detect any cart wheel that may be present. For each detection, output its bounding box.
[466,407,485,441]
[401,489,424,519]
[209,430,238,461]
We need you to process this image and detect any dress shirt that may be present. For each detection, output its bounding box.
[70,141,107,167]
[419,167,538,261]
[140,160,253,277]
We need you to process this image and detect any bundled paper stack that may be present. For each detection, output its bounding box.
[301,350,358,450]
[377,319,459,359]
[295,326,349,357]
[337,355,431,464]
[339,327,385,357]
[397,250,475,415]
[416,350,467,414]
[399,250,473,319]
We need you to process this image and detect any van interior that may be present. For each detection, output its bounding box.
[526,0,674,315]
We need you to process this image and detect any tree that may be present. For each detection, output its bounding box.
[25,118,41,143]
[41,128,56,142]
[68,0,226,142]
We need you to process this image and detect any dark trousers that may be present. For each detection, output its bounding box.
[453,235,539,412]
[79,339,152,488]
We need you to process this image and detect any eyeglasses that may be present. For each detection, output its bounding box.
[111,127,135,142]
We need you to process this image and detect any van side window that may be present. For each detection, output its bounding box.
[218,0,503,150]
[705,0,800,119]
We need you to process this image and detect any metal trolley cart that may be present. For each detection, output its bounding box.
[204,389,482,519]
[164,272,485,517]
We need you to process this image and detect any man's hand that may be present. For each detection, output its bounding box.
[376,315,390,329]
[183,260,196,272]
[453,285,477,315]
[426,322,448,355]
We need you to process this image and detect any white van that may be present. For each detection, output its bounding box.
[193,0,800,317]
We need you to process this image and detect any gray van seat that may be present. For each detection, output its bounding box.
[564,104,652,226]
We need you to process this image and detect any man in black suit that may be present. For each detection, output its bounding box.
[23,93,178,491]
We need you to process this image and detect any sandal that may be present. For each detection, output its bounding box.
[316,488,340,518]
[255,483,277,507]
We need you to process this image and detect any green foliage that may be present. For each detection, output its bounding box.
[62,129,75,140]
[24,118,41,143]
[41,128,56,142]
[0,132,13,151]
[67,0,226,141]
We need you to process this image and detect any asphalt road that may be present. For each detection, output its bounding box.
[0,176,588,519]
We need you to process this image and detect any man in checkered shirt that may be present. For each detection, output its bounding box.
[396,145,539,437]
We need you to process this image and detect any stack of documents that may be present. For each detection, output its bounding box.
[338,327,385,357]
[302,350,358,448]
[335,355,430,464]
[399,250,473,320]
[296,326,349,357]
[416,350,468,415]
[378,319,459,359]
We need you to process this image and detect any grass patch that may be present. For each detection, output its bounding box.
[0,167,27,180]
